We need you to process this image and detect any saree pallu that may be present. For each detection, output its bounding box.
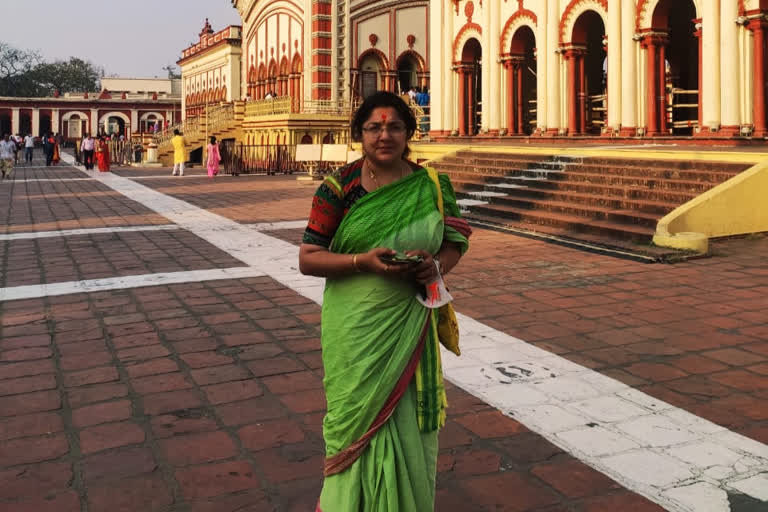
[318,168,468,512]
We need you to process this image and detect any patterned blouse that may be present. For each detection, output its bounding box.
[302,159,421,248]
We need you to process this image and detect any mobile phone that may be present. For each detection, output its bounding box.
[381,252,424,264]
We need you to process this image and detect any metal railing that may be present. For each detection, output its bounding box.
[245,97,293,117]
[154,116,201,146]
[589,94,607,129]
[220,142,302,175]
[670,88,699,131]
[244,97,360,118]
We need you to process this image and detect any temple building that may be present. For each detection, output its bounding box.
[430,0,768,140]
[0,78,181,141]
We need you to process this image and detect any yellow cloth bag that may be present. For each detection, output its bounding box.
[426,167,461,356]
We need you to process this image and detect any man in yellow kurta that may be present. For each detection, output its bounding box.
[171,129,186,176]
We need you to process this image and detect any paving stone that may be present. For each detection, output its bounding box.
[176,460,261,499]
[87,473,173,512]
[0,411,64,441]
[79,421,145,454]
[82,447,158,483]
[0,433,69,467]
[159,430,238,466]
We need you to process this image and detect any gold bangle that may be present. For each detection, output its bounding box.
[352,254,361,272]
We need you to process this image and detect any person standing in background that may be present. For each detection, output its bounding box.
[23,133,34,163]
[42,133,55,166]
[0,134,15,179]
[81,134,95,170]
[171,129,185,176]
[206,136,221,178]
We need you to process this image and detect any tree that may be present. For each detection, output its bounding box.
[33,58,103,95]
[0,42,43,96]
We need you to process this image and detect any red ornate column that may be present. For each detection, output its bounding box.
[505,61,516,134]
[467,67,476,135]
[458,67,467,136]
[658,39,668,134]
[565,49,579,135]
[750,18,767,136]
[517,61,525,134]
[578,52,587,134]
[643,36,659,136]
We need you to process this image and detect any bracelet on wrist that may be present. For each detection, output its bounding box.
[352,254,361,272]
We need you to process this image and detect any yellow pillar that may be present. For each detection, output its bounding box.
[545,0,561,134]
[620,0,638,134]
[702,0,722,131]
[607,0,622,133]
[720,0,741,134]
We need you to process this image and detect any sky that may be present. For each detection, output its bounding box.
[2,0,242,78]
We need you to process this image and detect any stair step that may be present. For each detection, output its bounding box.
[466,203,656,241]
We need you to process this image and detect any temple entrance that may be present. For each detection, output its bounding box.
[458,38,482,136]
[567,11,606,135]
[359,53,385,98]
[507,26,536,135]
[650,0,698,135]
[39,113,51,136]
[397,54,419,95]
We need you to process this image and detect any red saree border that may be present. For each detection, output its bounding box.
[322,313,432,477]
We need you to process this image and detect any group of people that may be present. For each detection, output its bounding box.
[169,130,221,178]
[3,133,35,165]
[406,86,430,107]
[79,134,112,172]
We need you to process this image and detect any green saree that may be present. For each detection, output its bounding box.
[318,167,469,512]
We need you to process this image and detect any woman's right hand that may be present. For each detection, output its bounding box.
[359,248,411,277]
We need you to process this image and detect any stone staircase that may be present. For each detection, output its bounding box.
[157,102,244,166]
[434,150,749,246]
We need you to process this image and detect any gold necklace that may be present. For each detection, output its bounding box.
[367,160,406,190]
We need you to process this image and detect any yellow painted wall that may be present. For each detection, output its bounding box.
[653,161,768,252]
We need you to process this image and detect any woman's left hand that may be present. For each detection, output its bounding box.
[405,250,438,285]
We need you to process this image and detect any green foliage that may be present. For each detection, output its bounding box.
[0,42,103,97]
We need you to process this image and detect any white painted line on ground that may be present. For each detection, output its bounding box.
[0,266,264,302]
[0,225,180,241]
[2,178,96,183]
[248,220,308,231]
[56,154,767,511]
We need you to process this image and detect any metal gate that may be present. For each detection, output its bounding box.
[220,142,302,175]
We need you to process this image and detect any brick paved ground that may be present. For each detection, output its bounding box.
[0,163,766,511]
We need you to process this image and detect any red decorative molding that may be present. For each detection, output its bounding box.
[453,0,460,15]
[369,33,378,47]
[500,9,538,52]
[453,22,483,62]
[358,48,390,70]
[396,49,426,73]
[407,34,416,48]
[560,0,609,44]
[465,1,475,23]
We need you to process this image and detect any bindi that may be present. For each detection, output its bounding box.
[381,114,388,123]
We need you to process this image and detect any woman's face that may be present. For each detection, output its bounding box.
[361,106,407,167]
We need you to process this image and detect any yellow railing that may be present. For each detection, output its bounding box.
[245,97,293,117]
[244,97,360,118]
[153,116,201,146]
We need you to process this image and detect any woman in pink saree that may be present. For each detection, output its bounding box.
[206,136,221,177]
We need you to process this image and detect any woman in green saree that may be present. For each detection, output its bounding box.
[299,91,471,511]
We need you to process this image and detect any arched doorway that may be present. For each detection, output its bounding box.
[507,26,536,135]
[458,38,482,136]
[397,54,419,95]
[566,11,606,135]
[359,52,386,99]
[645,0,698,135]
[62,112,88,139]
[300,133,312,144]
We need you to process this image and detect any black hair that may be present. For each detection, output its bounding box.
[174,129,180,135]
[351,91,416,158]
[209,136,216,144]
